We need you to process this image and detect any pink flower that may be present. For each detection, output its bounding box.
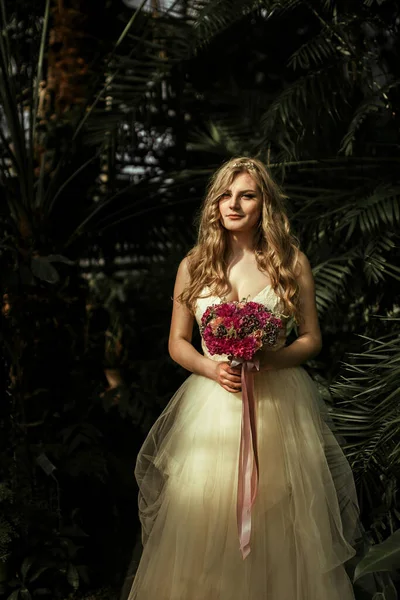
[210,316,224,332]
[200,298,283,361]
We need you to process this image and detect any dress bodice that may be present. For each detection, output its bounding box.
[195,284,290,362]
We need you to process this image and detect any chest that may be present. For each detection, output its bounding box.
[194,284,284,330]
[224,261,272,302]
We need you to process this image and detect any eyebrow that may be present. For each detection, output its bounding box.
[223,188,257,194]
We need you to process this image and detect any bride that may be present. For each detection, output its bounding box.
[125,157,362,600]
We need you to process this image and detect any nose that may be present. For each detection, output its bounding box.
[228,194,241,210]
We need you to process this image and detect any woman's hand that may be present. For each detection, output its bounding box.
[214,362,242,393]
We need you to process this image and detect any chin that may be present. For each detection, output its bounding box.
[224,225,245,232]
[223,221,250,231]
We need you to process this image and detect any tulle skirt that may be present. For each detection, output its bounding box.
[125,365,362,600]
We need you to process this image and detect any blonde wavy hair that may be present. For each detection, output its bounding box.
[178,156,302,323]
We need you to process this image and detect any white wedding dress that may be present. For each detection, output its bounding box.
[126,284,362,600]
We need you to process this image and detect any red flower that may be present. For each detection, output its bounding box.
[200,299,283,361]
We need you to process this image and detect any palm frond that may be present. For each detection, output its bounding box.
[313,256,354,315]
[364,236,400,285]
[340,184,400,237]
[190,0,263,48]
[288,21,350,71]
[261,62,352,158]
[330,321,400,534]
[339,79,400,156]
[0,0,199,243]
[187,120,248,156]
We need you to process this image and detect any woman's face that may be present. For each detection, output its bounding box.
[218,171,262,233]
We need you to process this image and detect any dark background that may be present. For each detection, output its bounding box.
[0,1,399,598]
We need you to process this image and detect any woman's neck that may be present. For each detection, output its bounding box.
[226,231,257,261]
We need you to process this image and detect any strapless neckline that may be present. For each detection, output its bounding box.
[194,283,288,359]
[203,283,274,304]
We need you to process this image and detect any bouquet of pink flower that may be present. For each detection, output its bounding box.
[200,297,284,560]
[200,299,283,361]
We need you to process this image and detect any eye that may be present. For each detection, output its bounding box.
[243,194,255,199]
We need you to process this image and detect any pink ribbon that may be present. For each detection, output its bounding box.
[232,358,260,560]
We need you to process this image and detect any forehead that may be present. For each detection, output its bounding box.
[225,172,258,191]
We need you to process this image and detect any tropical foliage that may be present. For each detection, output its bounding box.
[0,0,399,598]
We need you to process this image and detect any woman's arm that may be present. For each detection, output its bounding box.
[168,258,253,394]
[168,258,242,392]
[167,258,218,380]
[260,251,322,371]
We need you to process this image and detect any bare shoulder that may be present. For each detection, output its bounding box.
[178,255,190,275]
[295,250,311,273]
[176,255,191,282]
[294,251,314,286]
[173,255,191,297]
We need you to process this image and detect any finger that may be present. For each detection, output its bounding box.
[225,367,242,377]
[223,379,242,390]
[224,370,241,379]
[227,370,241,378]
[222,374,241,386]
[224,384,241,393]
[224,374,241,384]
[221,363,240,372]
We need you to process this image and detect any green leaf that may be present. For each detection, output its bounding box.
[31,0,51,149]
[66,563,79,590]
[27,566,50,583]
[354,529,400,581]
[47,254,75,265]
[20,557,34,582]
[30,257,59,284]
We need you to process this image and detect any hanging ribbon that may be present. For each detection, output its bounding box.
[231,357,260,560]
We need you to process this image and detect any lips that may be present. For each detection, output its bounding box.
[227,215,243,219]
